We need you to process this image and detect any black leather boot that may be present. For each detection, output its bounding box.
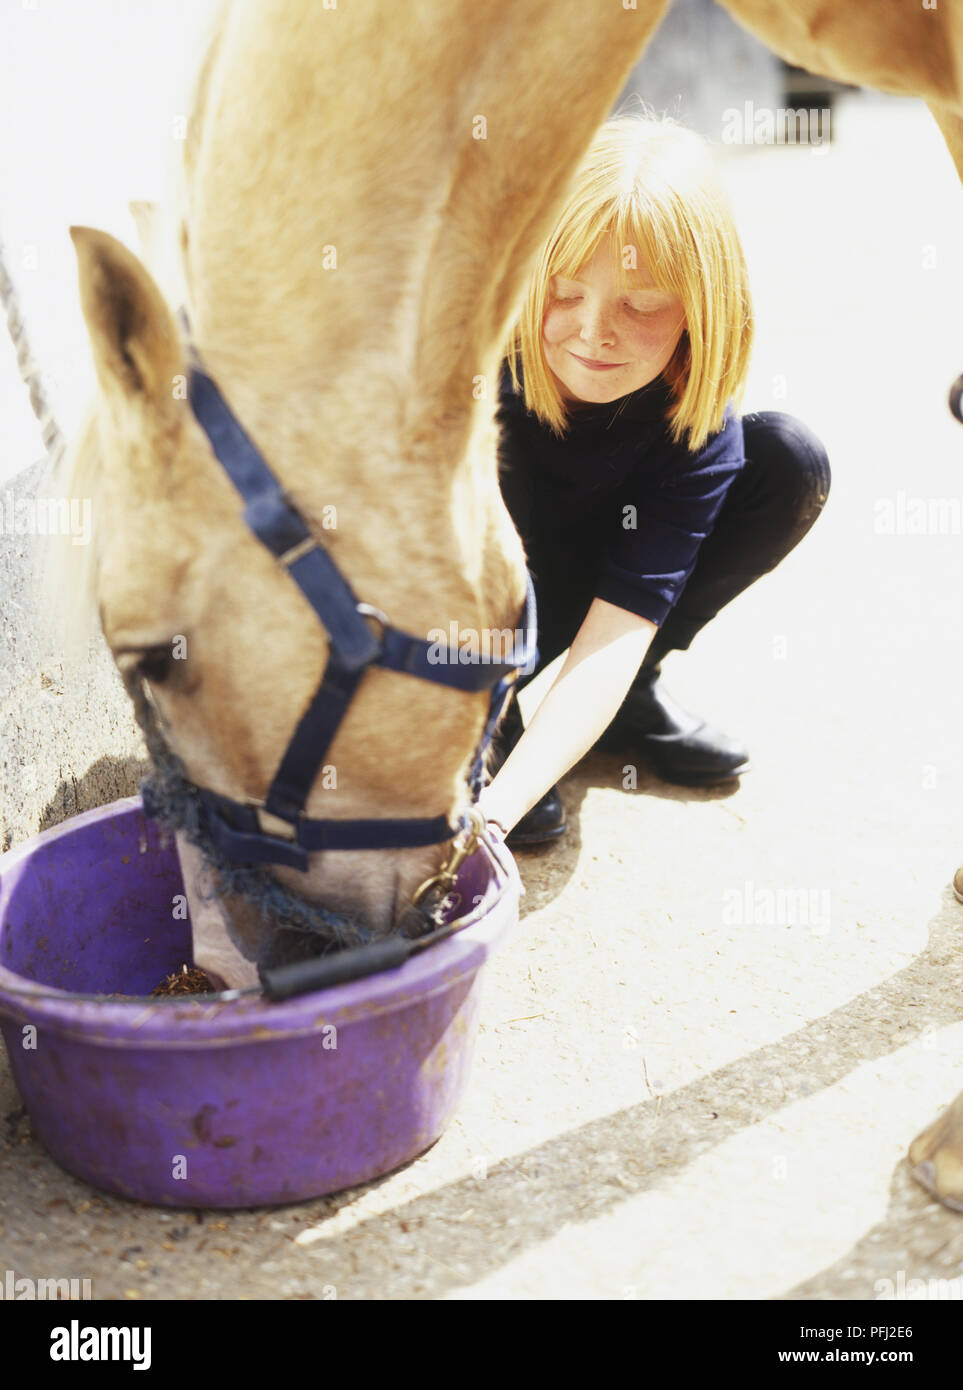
[595,660,750,785]
[486,694,568,847]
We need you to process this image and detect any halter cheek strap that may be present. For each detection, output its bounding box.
[146,316,538,872]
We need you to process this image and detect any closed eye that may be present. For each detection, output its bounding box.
[114,641,185,688]
[137,645,177,684]
[552,294,656,314]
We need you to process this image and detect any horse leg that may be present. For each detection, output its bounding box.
[910,1093,963,1212]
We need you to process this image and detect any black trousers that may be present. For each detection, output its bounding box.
[504,411,832,689]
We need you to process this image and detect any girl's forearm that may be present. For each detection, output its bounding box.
[479,608,657,832]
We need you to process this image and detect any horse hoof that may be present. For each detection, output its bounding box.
[953,863,963,904]
[909,1091,963,1212]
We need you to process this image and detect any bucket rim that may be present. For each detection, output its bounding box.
[0,797,521,1046]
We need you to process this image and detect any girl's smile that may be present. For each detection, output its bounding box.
[568,352,628,370]
[543,234,686,404]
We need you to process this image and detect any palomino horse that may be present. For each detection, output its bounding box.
[64,0,962,1198]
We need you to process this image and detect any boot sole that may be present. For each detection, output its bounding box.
[506,822,569,849]
[594,733,751,786]
[646,758,751,786]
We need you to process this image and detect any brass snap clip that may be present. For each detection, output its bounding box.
[411,805,486,907]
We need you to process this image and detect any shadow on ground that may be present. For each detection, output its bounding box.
[37,756,147,836]
[99,880,958,1299]
[514,748,743,920]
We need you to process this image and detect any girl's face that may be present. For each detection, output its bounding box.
[542,235,686,404]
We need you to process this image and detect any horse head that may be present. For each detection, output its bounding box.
[63,0,665,984]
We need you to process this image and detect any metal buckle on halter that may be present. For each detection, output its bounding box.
[356,601,390,650]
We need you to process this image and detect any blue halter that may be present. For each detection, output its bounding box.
[153,315,538,873]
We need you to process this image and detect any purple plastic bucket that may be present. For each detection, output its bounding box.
[0,796,520,1208]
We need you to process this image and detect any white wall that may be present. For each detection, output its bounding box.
[0,0,219,481]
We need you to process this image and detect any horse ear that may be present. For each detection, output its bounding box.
[70,225,182,409]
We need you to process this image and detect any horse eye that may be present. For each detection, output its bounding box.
[137,645,176,684]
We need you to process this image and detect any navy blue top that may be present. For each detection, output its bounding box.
[496,359,746,628]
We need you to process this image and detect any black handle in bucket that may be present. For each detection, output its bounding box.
[258,937,414,1000]
[255,825,510,1001]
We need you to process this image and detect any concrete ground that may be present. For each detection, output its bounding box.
[2,91,963,1300]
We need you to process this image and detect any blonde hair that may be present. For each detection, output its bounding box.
[505,113,753,452]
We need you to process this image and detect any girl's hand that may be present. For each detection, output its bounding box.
[475,786,510,841]
[478,598,658,833]
[483,817,508,844]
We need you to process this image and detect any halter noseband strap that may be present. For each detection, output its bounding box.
[152,315,538,872]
